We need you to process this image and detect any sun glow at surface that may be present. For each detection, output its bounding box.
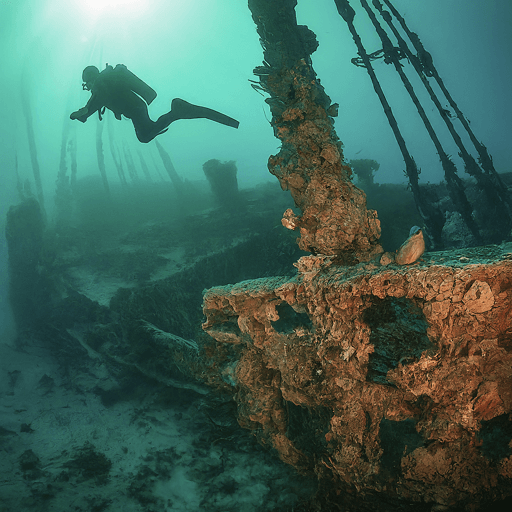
[74,0,149,19]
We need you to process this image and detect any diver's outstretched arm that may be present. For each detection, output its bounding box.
[70,93,104,123]
[70,106,91,122]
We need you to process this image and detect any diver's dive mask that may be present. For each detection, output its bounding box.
[81,65,100,92]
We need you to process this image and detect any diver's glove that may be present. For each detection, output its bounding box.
[70,107,88,122]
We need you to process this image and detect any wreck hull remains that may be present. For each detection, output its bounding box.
[213,1,512,508]
[203,250,512,509]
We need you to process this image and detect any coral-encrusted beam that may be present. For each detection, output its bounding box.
[248,0,382,263]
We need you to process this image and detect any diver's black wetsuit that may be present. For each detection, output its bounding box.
[70,64,239,143]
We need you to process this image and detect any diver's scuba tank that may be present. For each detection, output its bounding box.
[112,64,157,105]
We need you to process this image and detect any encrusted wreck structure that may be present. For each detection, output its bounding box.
[201,0,512,510]
[247,0,382,263]
[203,250,512,510]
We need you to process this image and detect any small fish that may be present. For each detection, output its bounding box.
[395,226,425,265]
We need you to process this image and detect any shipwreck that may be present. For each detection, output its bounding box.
[5,1,512,510]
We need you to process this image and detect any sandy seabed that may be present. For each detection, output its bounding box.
[0,338,315,512]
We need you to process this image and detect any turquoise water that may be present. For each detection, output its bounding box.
[0,2,511,509]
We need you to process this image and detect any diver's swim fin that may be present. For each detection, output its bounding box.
[170,98,239,129]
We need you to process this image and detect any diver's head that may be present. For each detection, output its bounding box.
[82,65,100,90]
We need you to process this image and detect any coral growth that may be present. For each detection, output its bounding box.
[264,60,382,263]
[203,247,512,510]
[248,0,382,262]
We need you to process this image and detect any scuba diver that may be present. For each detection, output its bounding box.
[70,64,239,143]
